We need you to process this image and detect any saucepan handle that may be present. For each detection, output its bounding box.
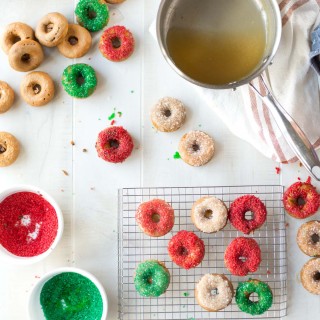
[249,75,320,181]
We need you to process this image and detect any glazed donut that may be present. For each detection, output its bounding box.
[134,260,170,297]
[57,24,92,59]
[151,97,186,132]
[99,25,135,62]
[229,195,267,234]
[301,258,320,294]
[8,39,44,72]
[0,132,20,167]
[224,237,261,276]
[135,199,174,237]
[191,196,227,233]
[195,274,234,312]
[95,126,134,163]
[168,230,205,269]
[0,81,14,114]
[297,221,320,257]
[1,22,34,55]
[283,179,320,219]
[35,12,68,47]
[178,131,215,167]
[20,71,55,107]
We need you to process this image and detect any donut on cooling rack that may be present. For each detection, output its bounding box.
[297,220,320,257]
[283,178,320,219]
[168,230,205,269]
[195,274,234,312]
[300,258,320,294]
[224,237,261,276]
[135,199,174,237]
[228,195,267,234]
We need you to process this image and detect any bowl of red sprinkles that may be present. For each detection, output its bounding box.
[0,185,63,264]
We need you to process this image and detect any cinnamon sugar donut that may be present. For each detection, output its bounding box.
[301,258,320,294]
[0,81,14,114]
[297,221,320,257]
[0,132,20,167]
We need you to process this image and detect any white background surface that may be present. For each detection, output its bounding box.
[0,0,319,319]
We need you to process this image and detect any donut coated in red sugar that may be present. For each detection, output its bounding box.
[135,199,174,237]
[229,195,267,234]
[95,126,133,163]
[224,237,261,276]
[99,25,134,62]
[168,230,205,269]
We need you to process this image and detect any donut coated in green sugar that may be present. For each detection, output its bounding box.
[62,63,97,98]
[134,260,170,297]
[236,279,273,315]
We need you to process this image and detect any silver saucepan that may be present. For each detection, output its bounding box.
[157,0,320,180]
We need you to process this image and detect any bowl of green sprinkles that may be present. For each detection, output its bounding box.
[28,267,108,320]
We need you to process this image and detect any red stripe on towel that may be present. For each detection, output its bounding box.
[282,0,309,26]
[279,0,293,11]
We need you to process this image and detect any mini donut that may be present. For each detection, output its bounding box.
[0,132,20,167]
[57,24,92,59]
[35,12,68,47]
[1,22,34,55]
[0,81,14,114]
[195,274,234,312]
[229,195,267,234]
[151,97,186,132]
[136,199,174,237]
[283,179,320,219]
[8,39,44,72]
[20,71,55,107]
[75,0,109,32]
[191,196,227,233]
[297,221,320,257]
[300,258,320,294]
[178,131,215,167]
[99,25,134,62]
[168,230,205,269]
[104,0,126,3]
[224,237,261,276]
[95,126,134,163]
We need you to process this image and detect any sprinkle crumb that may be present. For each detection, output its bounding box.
[299,162,303,167]
[275,167,281,174]
[183,292,189,297]
[118,111,122,117]
[266,270,271,275]
[306,176,311,184]
[82,148,88,153]
[173,151,181,159]
[111,119,116,125]
[62,170,69,176]
[35,275,40,279]
[297,177,301,181]
[70,140,75,146]
[61,189,64,192]
[131,90,134,93]
[108,112,116,120]
[285,222,290,228]
[90,187,95,190]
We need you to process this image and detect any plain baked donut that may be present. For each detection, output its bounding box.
[297,221,320,257]
[0,132,20,167]
[301,258,320,294]
[0,81,15,114]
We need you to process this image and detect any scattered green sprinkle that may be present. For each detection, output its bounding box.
[98,118,101,121]
[183,292,189,297]
[131,90,134,93]
[173,152,181,159]
[108,113,115,120]
[118,111,122,117]
[198,124,202,127]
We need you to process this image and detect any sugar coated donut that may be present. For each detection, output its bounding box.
[0,132,20,167]
[8,39,44,72]
[301,258,320,294]
[151,97,186,132]
[283,178,320,219]
[134,260,170,297]
[95,126,134,163]
[224,237,261,276]
[75,0,109,32]
[168,230,205,269]
[191,196,227,233]
[57,24,92,59]
[1,22,34,55]
[195,274,234,312]
[20,71,55,107]
[0,81,14,114]
[178,131,214,167]
[99,25,134,62]
[229,195,267,234]
[136,199,174,237]
[236,279,273,315]
[297,221,320,257]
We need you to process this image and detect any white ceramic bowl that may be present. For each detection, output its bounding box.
[28,267,108,320]
[0,185,64,265]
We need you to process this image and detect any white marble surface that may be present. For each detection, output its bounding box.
[0,0,319,319]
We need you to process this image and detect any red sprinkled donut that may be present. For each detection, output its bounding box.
[135,199,175,237]
[95,126,134,163]
[99,25,134,62]
[224,237,261,276]
[283,178,320,219]
[168,230,205,269]
[229,195,267,234]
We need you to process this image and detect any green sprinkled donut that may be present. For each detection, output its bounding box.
[62,63,97,98]
[134,260,170,297]
[75,0,109,32]
[236,279,273,315]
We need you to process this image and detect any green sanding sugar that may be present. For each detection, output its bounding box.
[183,292,189,297]
[40,272,103,320]
[173,152,181,159]
[108,112,115,120]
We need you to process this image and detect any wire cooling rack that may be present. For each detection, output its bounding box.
[118,185,287,320]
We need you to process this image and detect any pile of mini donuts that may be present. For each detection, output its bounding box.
[133,195,274,316]
[283,177,320,295]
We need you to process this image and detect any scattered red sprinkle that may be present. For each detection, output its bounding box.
[285,222,290,228]
[267,270,272,275]
[297,177,301,181]
[306,176,311,184]
[111,120,116,125]
[275,167,281,174]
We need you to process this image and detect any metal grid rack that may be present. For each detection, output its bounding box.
[118,185,287,320]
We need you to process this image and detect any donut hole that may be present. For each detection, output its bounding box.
[151,213,160,223]
[32,84,41,95]
[313,271,320,282]
[21,53,31,63]
[87,8,97,20]
[192,143,200,152]
[147,277,153,284]
[106,139,120,149]
[45,23,54,33]
[68,36,79,46]
[204,209,213,219]
[297,196,306,206]
[0,143,7,154]
[178,246,188,256]
[210,288,219,296]
[111,37,121,49]
[163,109,171,117]
[11,35,21,44]
[239,256,247,263]
[249,292,259,302]
[311,233,320,244]
[76,74,85,86]
[245,211,254,221]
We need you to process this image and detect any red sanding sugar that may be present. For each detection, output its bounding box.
[0,192,58,257]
